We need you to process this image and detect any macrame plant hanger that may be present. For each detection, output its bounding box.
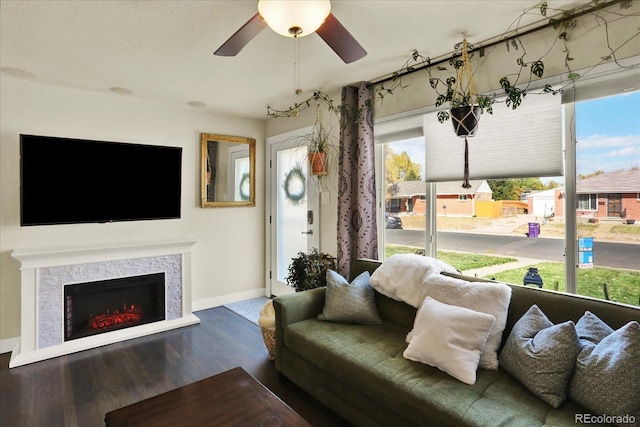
[451,39,480,190]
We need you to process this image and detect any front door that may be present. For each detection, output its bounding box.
[267,128,319,296]
[608,193,622,217]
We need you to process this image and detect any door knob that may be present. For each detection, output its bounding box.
[302,230,313,235]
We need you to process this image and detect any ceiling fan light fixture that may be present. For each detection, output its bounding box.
[258,0,331,38]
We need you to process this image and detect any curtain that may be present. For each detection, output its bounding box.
[337,82,377,278]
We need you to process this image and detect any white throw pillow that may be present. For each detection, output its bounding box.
[369,254,457,308]
[403,297,496,385]
[416,273,512,370]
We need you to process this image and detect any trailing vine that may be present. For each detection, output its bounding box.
[265,1,638,124]
[266,88,375,125]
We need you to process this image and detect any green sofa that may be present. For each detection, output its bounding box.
[273,258,640,427]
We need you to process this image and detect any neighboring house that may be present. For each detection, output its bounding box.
[525,188,564,218]
[576,170,640,220]
[387,180,493,217]
[524,170,640,220]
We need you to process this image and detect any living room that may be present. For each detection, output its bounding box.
[1,1,639,426]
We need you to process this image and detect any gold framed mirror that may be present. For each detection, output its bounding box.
[201,133,256,208]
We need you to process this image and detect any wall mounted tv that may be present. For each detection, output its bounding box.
[20,134,182,226]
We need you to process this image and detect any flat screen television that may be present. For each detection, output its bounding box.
[20,134,182,226]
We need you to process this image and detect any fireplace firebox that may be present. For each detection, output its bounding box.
[64,273,166,341]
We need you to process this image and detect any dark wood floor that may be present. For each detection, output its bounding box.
[0,307,352,427]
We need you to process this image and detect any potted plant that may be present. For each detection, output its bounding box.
[308,120,330,176]
[303,103,337,176]
[285,248,337,292]
[427,39,495,189]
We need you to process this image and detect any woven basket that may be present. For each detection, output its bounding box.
[261,327,276,360]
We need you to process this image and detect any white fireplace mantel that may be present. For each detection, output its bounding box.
[10,238,200,368]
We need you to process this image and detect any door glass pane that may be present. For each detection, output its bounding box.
[277,147,308,282]
[575,91,640,306]
[382,137,425,259]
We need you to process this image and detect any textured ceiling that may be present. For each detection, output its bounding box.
[0,0,581,120]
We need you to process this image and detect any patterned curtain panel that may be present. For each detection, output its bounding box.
[337,82,378,278]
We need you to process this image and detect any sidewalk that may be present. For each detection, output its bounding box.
[461,256,547,279]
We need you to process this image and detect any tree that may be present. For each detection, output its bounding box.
[385,145,398,201]
[387,150,422,182]
[488,178,545,200]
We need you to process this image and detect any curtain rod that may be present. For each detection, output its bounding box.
[371,0,626,86]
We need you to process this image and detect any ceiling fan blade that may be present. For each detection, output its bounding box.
[214,13,267,57]
[315,13,367,64]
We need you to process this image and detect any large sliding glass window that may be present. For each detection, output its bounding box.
[374,79,639,306]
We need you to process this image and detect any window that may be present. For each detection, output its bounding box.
[374,82,639,307]
[577,194,597,210]
[573,91,640,306]
[387,198,401,213]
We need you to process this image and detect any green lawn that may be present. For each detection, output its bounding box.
[487,262,640,306]
[385,245,517,272]
[384,244,640,307]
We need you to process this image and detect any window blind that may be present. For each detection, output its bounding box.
[424,92,563,182]
[374,114,423,144]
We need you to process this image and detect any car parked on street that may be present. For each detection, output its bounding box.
[385,213,403,229]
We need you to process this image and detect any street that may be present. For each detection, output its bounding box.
[385,229,640,270]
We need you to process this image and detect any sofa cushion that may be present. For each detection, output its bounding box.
[283,318,588,426]
[318,270,382,324]
[499,305,580,408]
[418,273,512,370]
[569,312,640,423]
[403,297,495,385]
[369,254,457,308]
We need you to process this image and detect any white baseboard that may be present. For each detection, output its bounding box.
[0,337,20,355]
[192,288,267,312]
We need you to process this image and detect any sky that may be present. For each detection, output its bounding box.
[387,90,640,183]
[575,90,640,176]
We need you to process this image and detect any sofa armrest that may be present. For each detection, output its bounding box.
[273,287,326,372]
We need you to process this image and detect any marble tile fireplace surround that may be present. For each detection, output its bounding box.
[10,238,199,368]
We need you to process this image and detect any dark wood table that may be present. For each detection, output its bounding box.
[104,367,312,427]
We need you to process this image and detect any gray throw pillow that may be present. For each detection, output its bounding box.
[569,311,640,424]
[499,304,580,408]
[318,270,382,324]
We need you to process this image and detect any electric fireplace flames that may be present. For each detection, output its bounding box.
[90,304,143,330]
[64,273,166,341]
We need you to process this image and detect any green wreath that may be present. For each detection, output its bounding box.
[238,172,250,201]
[283,166,306,205]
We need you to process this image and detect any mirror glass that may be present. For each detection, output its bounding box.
[201,133,256,207]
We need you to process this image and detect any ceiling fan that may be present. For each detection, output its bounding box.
[214,0,367,64]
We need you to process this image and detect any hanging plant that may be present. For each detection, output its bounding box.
[307,105,332,176]
[426,40,496,126]
[427,39,495,189]
[309,151,328,176]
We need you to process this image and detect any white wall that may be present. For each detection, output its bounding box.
[0,77,266,346]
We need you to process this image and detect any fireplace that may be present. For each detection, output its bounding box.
[64,273,166,341]
[10,239,200,368]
